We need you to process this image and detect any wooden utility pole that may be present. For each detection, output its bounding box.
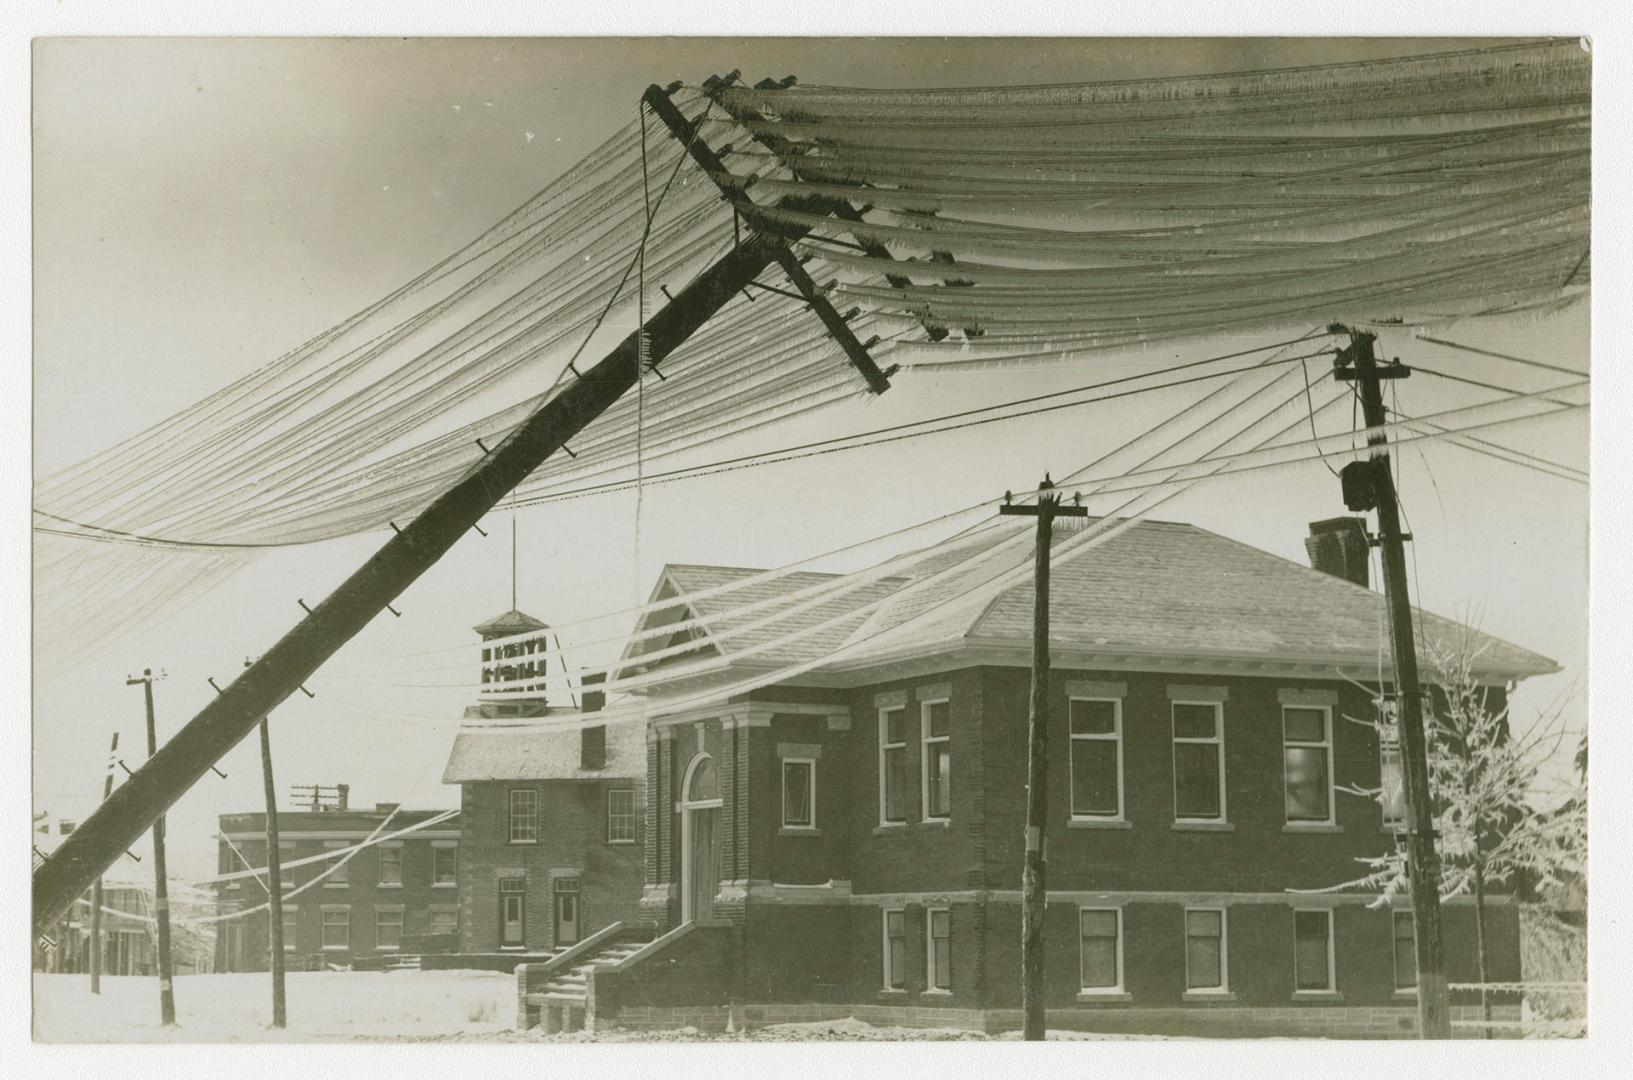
[1333,329,1451,1039]
[127,668,177,1026]
[33,80,899,934]
[1001,476,1088,1041]
[89,730,119,993]
[250,658,288,1028]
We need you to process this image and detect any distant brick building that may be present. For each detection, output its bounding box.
[213,798,460,972]
[540,515,1556,1036]
[441,609,646,958]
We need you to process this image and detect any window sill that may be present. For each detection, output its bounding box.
[1293,990,1344,1001]
[1171,821,1234,833]
[378,882,403,889]
[1283,823,1343,834]
[431,882,458,888]
[1393,989,1418,1001]
[1182,990,1237,1003]
[322,946,349,952]
[872,820,950,835]
[779,827,823,837]
[1069,818,1132,830]
[508,840,538,846]
[921,989,953,998]
[878,989,909,1000]
[323,883,349,889]
[376,946,401,952]
[1076,991,1132,1004]
[606,839,637,846]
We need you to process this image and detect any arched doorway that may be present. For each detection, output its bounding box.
[680,753,723,923]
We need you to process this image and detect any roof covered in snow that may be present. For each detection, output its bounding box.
[618,515,1557,684]
[441,710,644,784]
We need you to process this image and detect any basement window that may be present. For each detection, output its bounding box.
[926,908,952,991]
[883,909,906,990]
[1184,908,1228,992]
[1293,909,1334,992]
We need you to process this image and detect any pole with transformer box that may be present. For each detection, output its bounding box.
[1331,327,1451,1039]
[126,668,177,1026]
[1001,476,1088,1041]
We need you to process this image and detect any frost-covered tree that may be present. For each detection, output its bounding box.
[1318,622,1585,1035]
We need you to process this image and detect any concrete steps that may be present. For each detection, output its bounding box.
[531,940,644,1003]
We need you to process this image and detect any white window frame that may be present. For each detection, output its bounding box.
[1069,697,1125,821]
[781,758,817,830]
[925,907,952,992]
[1184,906,1229,993]
[878,706,909,826]
[378,842,403,887]
[322,840,349,888]
[1078,906,1124,993]
[1172,701,1227,823]
[374,906,404,952]
[1283,705,1336,826]
[279,840,295,891]
[1292,908,1336,993]
[920,698,951,822]
[607,788,638,844]
[509,788,539,844]
[320,907,349,951]
[1392,910,1418,992]
[882,908,907,991]
[430,907,459,938]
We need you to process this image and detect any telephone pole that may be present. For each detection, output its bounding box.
[89,730,119,993]
[127,669,176,1026]
[248,658,288,1027]
[1001,475,1088,1041]
[1333,328,1451,1039]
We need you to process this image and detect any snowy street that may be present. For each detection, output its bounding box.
[33,971,1181,1042]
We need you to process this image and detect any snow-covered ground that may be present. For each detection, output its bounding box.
[35,971,1184,1043]
[33,970,515,1042]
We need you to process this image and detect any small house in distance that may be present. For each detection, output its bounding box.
[442,608,646,960]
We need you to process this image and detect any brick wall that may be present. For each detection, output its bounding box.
[458,778,644,953]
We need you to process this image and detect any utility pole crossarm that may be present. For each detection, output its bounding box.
[643,82,896,396]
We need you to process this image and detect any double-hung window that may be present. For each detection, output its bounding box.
[607,789,637,844]
[1184,908,1227,992]
[879,707,910,824]
[321,907,349,950]
[430,907,459,937]
[378,843,402,886]
[883,909,907,990]
[922,700,951,821]
[1172,702,1226,822]
[509,788,539,844]
[280,909,296,952]
[782,759,815,829]
[926,908,952,991]
[1283,706,1335,824]
[375,907,404,951]
[432,842,458,885]
[1392,911,1417,990]
[1079,908,1123,992]
[322,840,349,887]
[1069,698,1122,819]
[1293,909,1335,992]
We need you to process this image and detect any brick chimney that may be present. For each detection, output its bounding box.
[335,783,349,811]
[580,671,607,771]
[1304,517,1369,588]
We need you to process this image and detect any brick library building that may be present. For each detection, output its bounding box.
[513,514,1554,1036]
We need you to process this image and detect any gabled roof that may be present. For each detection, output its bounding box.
[441,713,644,783]
[624,516,1558,685]
[473,608,548,636]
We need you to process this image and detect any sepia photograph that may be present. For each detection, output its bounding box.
[20,22,1605,1059]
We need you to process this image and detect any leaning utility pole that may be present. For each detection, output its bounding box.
[33,80,895,936]
[128,668,177,1026]
[251,658,287,1028]
[89,730,119,994]
[1001,476,1088,1041]
[1333,328,1451,1039]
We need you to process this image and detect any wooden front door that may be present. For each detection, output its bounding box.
[499,877,525,947]
[553,878,580,947]
[685,806,720,922]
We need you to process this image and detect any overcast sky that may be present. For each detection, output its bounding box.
[31,37,1588,859]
